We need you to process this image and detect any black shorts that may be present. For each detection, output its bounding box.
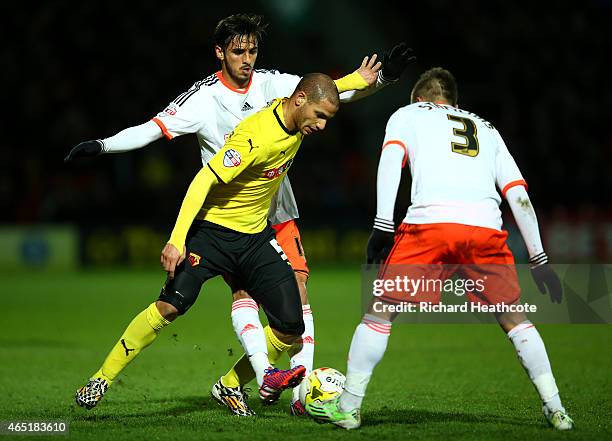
[158,220,304,335]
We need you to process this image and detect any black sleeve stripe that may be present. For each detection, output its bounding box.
[207,163,225,184]
[254,68,279,75]
[175,89,198,106]
[173,91,189,104]
[172,73,220,107]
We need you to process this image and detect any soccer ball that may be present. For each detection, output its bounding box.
[299,367,346,406]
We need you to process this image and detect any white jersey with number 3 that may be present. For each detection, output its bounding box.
[151,69,301,225]
[383,102,527,231]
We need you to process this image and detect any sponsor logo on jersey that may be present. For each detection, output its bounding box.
[263,158,293,179]
[241,101,253,112]
[163,104,177,116]
[223,149,242,167]
[188,252,201,267]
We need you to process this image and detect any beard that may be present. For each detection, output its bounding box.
[228,64,251,82]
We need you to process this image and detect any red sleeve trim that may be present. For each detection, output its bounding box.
[151,117,173,140]
[501,179,528,198]
[382,140,408,168]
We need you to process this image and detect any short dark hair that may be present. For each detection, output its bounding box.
[411,67,458,106]
[294,73,340,107]
[213,14,268,50]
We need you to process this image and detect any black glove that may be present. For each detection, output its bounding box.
[529,252,562,304]
[381,42,416,82]
[64,139,104,162]
[366,217,396,264]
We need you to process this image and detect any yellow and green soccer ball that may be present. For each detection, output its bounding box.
[299,367,346,406]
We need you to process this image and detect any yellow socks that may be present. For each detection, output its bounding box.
[221,326,292,388]
[220,356,250,388]
[265,326,293,362]
[92,303,171,385]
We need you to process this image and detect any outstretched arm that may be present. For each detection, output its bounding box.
[64,120,163,162]
[379,43,415,83]
[338,43,416,103]
[334,54,381,98]
[102,121,163,152]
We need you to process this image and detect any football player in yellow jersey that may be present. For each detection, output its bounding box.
[76,73,340,412]
[73,14,416,415]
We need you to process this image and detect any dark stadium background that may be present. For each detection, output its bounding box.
[3,1,611,269]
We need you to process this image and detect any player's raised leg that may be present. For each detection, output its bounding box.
[226,293,306,404]
[217,274,313,406]
[213,281,298,415]
[215,232,307,412]
[252,277,306,404]
[212,319,288,415]
[215,221,313,414]
[241,231,307,403]
[229,294,270,387]
[307,299,396,429]
[274,220,314,415]
[497,310,574,430]
[288,288,314,415]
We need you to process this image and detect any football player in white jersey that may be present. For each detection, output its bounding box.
[307,68,573,430]
[66,13,416,416]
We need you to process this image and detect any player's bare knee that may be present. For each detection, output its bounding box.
[294,271,309,305]
[232,290,252,301]
[495,310,528,333]
[294,271,308,286]
[155,300,179,321]
[366,298,397,322]
[368,309,397,323]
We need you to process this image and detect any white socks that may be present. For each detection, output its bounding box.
[337,317,565,414]
[231,299,270,386]
[508,321,564,412]
[290,304,315,402]
[340,314,392,412]
[249,352,271,386]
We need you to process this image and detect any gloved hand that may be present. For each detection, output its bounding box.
[64,140,104,162]
[529,252,562,303]
[381,42,416,82]
[366,217,396,264]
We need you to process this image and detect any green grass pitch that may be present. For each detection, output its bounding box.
[1,265,610,440]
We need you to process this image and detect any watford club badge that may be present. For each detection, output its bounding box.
[223,149,241,167]
[188,252,201,267]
